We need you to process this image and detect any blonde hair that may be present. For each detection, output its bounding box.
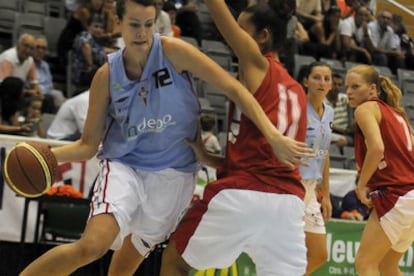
[347,64,409,123]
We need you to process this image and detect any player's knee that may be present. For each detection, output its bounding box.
[355,255,374,274]
[74,238,109,262]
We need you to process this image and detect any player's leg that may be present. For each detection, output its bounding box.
[108,234,145,276]
[303,179,328,274]
[160,240,193,276]
[379,249,403,276]
[20,213,119,276]
[305,232,328,275]
[355,209,391,275]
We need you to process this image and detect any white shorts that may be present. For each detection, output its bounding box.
[380,189,414,252]
[302,179,325,234]
[173,176,307,275]
[91,160,195,256]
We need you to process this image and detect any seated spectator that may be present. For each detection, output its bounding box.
[340,189,371,220]
[200,114,221,154]
[33,36,66,113]
[71,13,113,87]
[155,0,173,36]
[339,6,372,64]
[326,73,354,147]
[18,95,46,138]
[321,0,339,15]
[0,34,43,98]
[58,0,119,64]
[163,1,181,38]
[280,0,301,76]
[0,77,33,135]
[175,0,203,44]
[366,10,405,74]
[295,0,323,34]
[300,5,342,59]
[391,14,414,70]
[47,90,89,141]
[337,0,375,20]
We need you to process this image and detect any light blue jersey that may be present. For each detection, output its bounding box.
[300,101,334,181]
[98,34,200,172]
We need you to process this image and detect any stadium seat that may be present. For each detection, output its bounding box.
[13,12,45,44]
[294,54,316,80]
[44,16,67,58]
[397,68,414,94]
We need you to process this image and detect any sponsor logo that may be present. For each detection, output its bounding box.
[127,114,176,139]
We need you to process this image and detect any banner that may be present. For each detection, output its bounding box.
[0,135,99,242]
[314,219,414,275]
[191,219,414,276]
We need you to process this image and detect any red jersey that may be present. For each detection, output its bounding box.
[217,53,307,199]
[355,98,414,190]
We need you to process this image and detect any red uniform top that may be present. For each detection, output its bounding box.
[355,97,414,190]
[217,53,307,199]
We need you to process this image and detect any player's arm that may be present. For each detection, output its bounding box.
[185,124,224,168]
[204,0,268,95]
[354,102,384,206]
[164,37,314,168]
[320,155,332,220]
[52,64,110,162]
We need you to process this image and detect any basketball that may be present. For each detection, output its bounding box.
[2,142,58,198]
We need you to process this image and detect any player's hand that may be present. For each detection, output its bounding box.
[356,185,373,208]
[269,135,315,170]
[321,195,332,221]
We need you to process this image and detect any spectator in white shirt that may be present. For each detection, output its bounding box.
[155,0,173,36]
[47,90,89,141]
[366,10,405,74]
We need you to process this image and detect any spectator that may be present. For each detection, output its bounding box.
[391,14,414,70]
[296,0,323,34]
[175,1,203,44]
[200,114,221,154]
[0,34,43,98]
[71,13,113,87]
[58,0,119,63]
[33,36,66,113]
[321,0,339,15]
[0,77,33,135]
[300,5,342,59]
[337,0,375,20]
[366,10,405,74]
[155,0,173,36]
[47,90,89,141]
[280,0,301,76]
[326,73,355,147]
[341,189,371,220]
[163,1,181,37]
[18,95,46,138]
[339,6,372,63]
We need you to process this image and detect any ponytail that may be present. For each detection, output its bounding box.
[378,75,409,124]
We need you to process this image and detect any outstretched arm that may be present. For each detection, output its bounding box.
[164,37,314,169]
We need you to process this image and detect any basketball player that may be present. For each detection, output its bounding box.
[346,64,414,275]
[299,61,334,274]
[20,0,312,275]
[160,0,310,275]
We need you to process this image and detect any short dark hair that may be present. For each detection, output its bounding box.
[117,0,156,20]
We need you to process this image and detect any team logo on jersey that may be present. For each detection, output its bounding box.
[139,86,149,105]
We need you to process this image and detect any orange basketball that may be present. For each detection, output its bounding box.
[2,142,58,198]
